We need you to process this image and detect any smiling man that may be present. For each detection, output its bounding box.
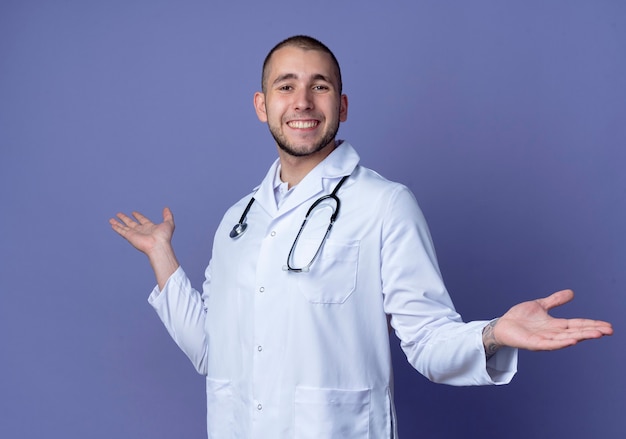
[254,42,348,186]
[110,35,613,438]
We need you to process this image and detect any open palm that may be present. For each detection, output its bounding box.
[494,289,613,351]
[109,208,175,256]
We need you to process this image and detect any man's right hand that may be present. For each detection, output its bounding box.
[110,207,180,289]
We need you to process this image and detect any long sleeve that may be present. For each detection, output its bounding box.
[148,264,211,375]
[381,185,517,385]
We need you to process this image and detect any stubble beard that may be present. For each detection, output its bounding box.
[269,119,340,158]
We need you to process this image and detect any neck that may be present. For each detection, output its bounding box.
[277,141,337,188]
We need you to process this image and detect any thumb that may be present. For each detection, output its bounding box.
[163,207,175,227]
[535,289,574,311]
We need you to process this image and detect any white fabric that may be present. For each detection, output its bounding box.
[149,142,518,439]
[272,163,293,209]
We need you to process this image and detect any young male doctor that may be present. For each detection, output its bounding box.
[110,35,613,438]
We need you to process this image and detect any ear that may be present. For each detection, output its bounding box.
[254,92,267,122]
[339,94,348,122]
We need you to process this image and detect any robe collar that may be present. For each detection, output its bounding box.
[252,141,360,218]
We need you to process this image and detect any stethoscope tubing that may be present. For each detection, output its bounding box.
[229,174,351,272]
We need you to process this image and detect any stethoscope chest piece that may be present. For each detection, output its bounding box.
[228,173,351,272]
[229,222,248,239]
[230,196,256,239]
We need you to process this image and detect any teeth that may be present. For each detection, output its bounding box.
[288,120,318,129]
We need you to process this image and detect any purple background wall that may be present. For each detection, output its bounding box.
[1,1,624,438]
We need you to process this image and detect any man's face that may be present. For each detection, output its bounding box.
[254,46,348,158]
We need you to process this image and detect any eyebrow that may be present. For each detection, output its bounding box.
[272,73,333,86]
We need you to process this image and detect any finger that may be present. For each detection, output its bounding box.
[109,217,130,236]
[109,217,124,230]
[532,321,613,344]
[561,318,614,334]
[131,211,152,225]
[530,338,579,351]
[528,328,610,351]
[542,330,607,346]
[114,212,137,227]
[535,289,574,311]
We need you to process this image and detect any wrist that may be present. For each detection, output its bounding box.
[482,318,502,360]
[147,242,180,290]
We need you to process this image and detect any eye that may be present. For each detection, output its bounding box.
[313,84,330,91]
[278,84,293,91]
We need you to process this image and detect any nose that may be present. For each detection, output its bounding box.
[293,87,314,111]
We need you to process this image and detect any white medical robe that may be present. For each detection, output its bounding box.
[149,142,517,438]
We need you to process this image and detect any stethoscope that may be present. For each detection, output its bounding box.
[229,174,351,272]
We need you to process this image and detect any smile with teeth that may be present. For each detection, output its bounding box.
[287,120,319,129]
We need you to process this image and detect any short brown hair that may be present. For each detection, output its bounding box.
[261,35,342,94]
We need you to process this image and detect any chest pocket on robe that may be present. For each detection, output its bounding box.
[294,238,360,304]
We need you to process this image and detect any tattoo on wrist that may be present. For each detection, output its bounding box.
[483,318,501,360]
